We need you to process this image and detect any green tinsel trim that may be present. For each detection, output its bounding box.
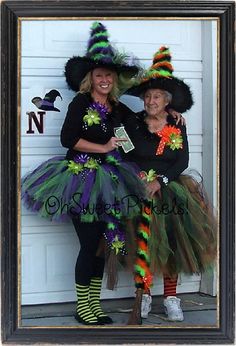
[91,21,100,30]
[137,249,150,262]
[92,53,111,62]
[107,222,116,230]
[88,41,109,53]
[94,31,108,39]
[106,155,119,165]
[134,264,145,277]
[146,69,172,78]
[142,212,151,223]
[137,229,149,240]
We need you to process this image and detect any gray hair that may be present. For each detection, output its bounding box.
[142,89,172,104]
[163,90,172,103]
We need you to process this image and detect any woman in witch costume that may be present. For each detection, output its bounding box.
[21,21,149,326]
[21,23,184,326]
[123,47,217,324]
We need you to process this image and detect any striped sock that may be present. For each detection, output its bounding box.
[89,277,107,318]
[75,284,98,323]
[163,276,178,298]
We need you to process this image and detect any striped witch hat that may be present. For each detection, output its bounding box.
[126,46,193,113]
[65,21,140,92]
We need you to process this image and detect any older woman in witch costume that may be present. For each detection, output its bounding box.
[124,47,217,324]
[21,22,149,326]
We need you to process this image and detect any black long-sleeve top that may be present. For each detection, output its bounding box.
[60,93,131,161]
[123,111,189,183]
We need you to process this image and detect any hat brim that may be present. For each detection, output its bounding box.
[65,56,139,92]
[126,77,193,113]
[39,105,60,112]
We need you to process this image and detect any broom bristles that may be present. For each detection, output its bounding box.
[106,250,118,290]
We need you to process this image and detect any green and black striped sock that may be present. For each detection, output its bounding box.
[89,277,107,318]
[75,284,98,324]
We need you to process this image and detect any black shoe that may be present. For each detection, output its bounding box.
[74,313,103,325]
[97,315,113,324]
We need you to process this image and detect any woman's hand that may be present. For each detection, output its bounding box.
[147,179,162,198]
[169,108,186,126]
[103,137,127,153]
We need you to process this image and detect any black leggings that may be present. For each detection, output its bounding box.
[72,219,106,286]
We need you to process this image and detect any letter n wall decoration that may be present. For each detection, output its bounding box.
[26,111,45,134]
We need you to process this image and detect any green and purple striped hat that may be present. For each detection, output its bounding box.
[65,22,140,92]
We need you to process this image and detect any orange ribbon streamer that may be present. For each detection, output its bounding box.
[156,125,182,155]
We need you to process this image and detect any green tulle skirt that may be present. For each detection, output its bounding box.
[126,173,217,277]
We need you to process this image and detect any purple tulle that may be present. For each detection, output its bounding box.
[21,152,145,255]
[77,170,96,207]
[32,200,43,212]
[102,163,122,183]
[70,174,80,193]
[62,174,80,203]
[30,168,55,188]
[22,190,43,212]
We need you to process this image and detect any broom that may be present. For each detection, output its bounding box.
[127,200,153,325]
[104,211,126,290]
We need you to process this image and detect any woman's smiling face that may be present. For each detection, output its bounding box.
[144,88,169,117]
[91,67,115,98]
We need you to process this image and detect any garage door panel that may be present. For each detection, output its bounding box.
[22,233,79,293]
[22,20,201,61]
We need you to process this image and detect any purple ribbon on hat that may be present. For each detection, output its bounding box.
[41,100,54,107]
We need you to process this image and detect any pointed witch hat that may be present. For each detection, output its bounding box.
[31,89,62,112]
[126,46,193,113]
[65,21,140,92]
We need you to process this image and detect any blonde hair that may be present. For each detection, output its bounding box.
[79,69,120,103]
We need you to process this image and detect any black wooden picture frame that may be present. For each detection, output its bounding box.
[1,0,235,344]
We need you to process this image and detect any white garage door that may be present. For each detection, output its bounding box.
[20,19,216,305]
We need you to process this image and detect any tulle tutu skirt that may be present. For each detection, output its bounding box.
[149,173,217,275]
[126,172,217,277]
[21,151,146,223]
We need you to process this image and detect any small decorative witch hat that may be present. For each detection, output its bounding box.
[65,21,140,92]
[126,46,193,113]
[31,89,62,112]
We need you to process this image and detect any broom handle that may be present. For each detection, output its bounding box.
[127,200,153,325]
